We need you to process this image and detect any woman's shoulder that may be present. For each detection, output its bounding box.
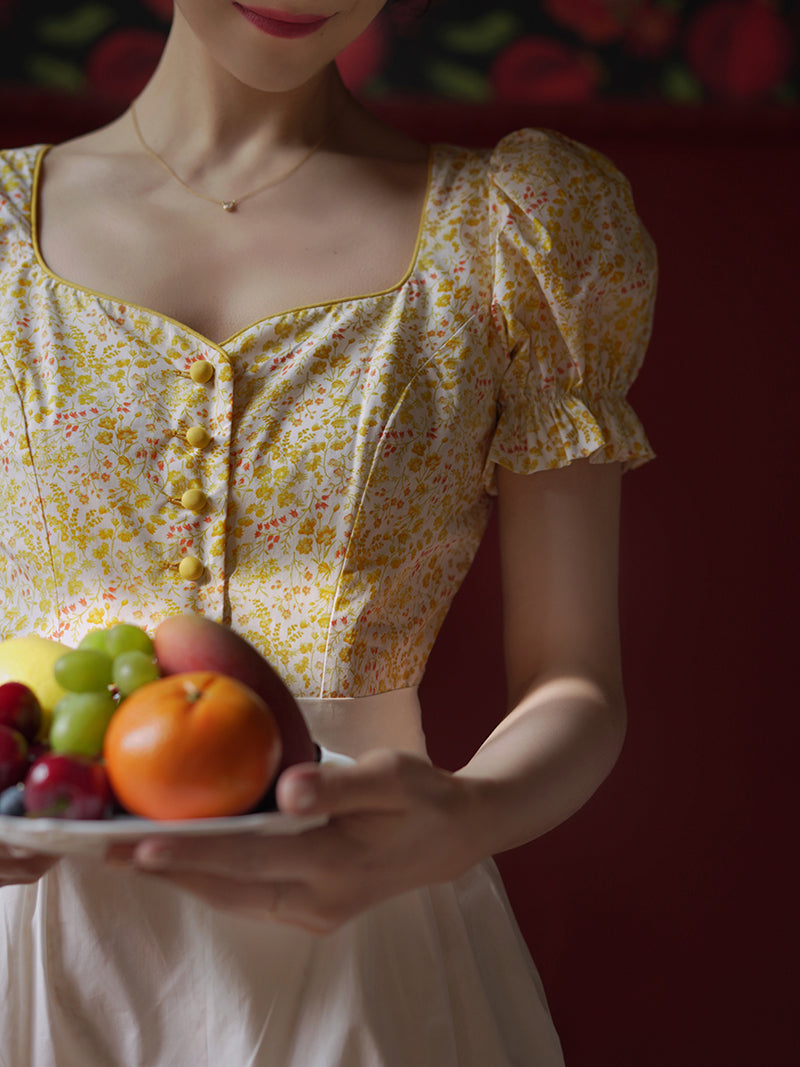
[423,128,643,264]
[433,127,634,208]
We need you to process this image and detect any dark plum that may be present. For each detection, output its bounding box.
[0,783,26,816]
[0,724,29,791]
[0,681,42,743]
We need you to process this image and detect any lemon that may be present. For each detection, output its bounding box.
[0,635,72,739]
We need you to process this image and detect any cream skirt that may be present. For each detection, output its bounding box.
[0,690,564,1066]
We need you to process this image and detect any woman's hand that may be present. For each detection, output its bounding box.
[0,843,58,888]
[105,751,489,934]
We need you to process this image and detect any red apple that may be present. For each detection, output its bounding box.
[0,681,43,742]
[24,753,112,820]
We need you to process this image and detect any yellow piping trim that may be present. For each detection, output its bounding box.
[30,142,436,354]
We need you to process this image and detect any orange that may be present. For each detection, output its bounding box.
[103,671,282,820]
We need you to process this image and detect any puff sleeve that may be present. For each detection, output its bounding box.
[484,129,657,493]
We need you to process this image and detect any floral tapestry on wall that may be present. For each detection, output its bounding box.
[0,0,797,105]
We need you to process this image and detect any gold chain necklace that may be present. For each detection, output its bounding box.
[130,103,325,213]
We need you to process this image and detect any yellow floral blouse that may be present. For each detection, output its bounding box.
[0,129,656,699]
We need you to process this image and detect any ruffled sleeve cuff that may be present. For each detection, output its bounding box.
[483,128,657,494]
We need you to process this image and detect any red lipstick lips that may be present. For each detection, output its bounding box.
[233,4,332,39]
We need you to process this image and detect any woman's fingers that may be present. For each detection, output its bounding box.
[141,867,351,933]
[4,845,35,859]
[140,868,289,921]
[126,839,363,933]
[125,825,336,881]
[0,844,57,885]
[277,749,429,818]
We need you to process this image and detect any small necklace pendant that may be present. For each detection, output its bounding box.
[222,200,238,213]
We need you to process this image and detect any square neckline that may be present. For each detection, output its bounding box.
[27,142,438,354]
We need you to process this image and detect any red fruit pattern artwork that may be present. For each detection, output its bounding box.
[0,1,797,105]
[491,37,602,103]
[686,0,795,98]
[544,0,634,45]
[337,16,388,94]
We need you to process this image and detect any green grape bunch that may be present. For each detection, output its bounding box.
[50,623,161,760]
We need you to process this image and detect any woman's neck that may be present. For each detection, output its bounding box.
[129,13,345,186]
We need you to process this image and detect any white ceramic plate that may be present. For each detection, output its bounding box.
[0,810,328,858]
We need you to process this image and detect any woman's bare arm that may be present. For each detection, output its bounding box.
[456,458,628,856]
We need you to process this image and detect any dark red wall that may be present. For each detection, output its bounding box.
[415,102,799,1066]
[2,90,797,1066]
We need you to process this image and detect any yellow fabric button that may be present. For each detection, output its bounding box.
[189,360,214,384]
[185,425,211,449]
[181,488,208,512]
[178,555,204,581]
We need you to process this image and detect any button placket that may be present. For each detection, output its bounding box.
[171,353,230,593]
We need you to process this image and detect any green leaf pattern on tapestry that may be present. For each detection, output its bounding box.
[439,12,522,55]
[36,4,118,47]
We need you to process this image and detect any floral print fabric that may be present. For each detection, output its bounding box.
[0,129,656,700]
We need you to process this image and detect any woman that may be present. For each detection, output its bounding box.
[0,1,657,1063]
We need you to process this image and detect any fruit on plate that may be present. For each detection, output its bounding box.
[54,648,114,693]
[104,623,155,658]
[103,671,282,820]
[1,620,298,823]
[0,724,29,791]
[0,635,70,740]
[0,681,43,742]
[50,690,117,759]
[24,752,113,819]
[48,623,160,760]
[112,650,160,698]
[153,614,316,770]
